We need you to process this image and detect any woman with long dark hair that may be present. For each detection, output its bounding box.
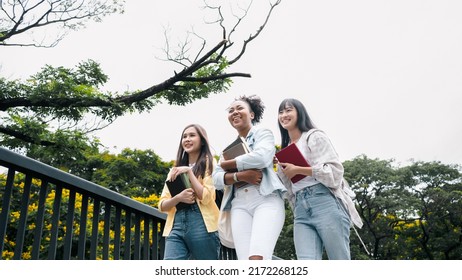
[276,98,362,260]
[159,124,220,260]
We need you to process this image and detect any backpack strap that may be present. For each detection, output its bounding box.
[302,128,322,148]
[305,128,321,139]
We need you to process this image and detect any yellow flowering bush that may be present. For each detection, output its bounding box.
[1,172,164,260]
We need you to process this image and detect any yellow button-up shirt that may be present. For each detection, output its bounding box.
[158,164,219,237]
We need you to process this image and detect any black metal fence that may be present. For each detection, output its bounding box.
[0,147,168,260]
[0,147,241,260]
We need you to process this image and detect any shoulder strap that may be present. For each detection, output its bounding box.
[302,128,322,147]
[306,128,321,138]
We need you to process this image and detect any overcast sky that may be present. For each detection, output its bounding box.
[1,0,462,166]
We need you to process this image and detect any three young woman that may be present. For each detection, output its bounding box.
[159,97,360,260]
[158,124,220,260]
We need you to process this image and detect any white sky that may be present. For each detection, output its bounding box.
[1,0,462,166]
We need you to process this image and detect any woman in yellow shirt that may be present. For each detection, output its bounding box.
[159,124,220,259]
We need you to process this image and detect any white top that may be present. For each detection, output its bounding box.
[291,136,319,193]
[278,129,344,196]
[277,129,364,228]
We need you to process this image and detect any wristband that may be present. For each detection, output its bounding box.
[233,172,239,182]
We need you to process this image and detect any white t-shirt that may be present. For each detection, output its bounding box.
[291,134,319,193]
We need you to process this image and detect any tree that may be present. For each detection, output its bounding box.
[85,148,171,196]
[343,155,462,260]
[274,201,295,260]
[0,0,282,163]
[343,155,403,259]
[394,161,462,259]
[0,0,124,47]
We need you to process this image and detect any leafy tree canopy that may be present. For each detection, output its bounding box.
[344,155,462,260]
[0,0,282,164]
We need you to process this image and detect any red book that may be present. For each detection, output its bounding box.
[275,143,310,183]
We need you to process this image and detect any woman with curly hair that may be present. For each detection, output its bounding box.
[213,95,286,260]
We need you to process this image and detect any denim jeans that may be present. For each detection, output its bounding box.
[231,185,285,260]
[164,203,220,260]
[293,183,351,260]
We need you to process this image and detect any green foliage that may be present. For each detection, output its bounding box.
[1,61,110,164]
[1,57,232,158]
[0,118,102,171]
[344,155,462,260]
[274,201,296,260]
[25,145,172,197]
[397,161,462,259]
[0,173,161,260]
[85,148,172,196]
[158,56,232,106]
[0,146,170,259]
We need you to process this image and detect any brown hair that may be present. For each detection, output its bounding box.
[174,124,214,179]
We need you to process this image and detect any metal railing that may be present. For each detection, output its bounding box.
[0,147,168,260]
[0,147,242,260]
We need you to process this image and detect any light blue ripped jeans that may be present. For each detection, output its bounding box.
[293,183,351,260]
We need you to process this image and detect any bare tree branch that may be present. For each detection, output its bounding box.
[117,39,228,104]
[180,72,251,82]
[0,0,123,47]
[228,0,281,65]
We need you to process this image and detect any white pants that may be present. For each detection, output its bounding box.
[231,185,285,260]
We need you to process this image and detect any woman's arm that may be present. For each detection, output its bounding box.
[215,157,263,186]
[235,128,276,170]
[278,162,313,179]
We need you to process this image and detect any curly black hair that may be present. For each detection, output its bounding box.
[236,95,265,125]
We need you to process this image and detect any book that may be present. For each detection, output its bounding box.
[222,136,250,187]
[166,172,192,210]
[275,143,310,183]
[222,136,250,161]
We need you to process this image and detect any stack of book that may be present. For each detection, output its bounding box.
[222,136,250,187]
[222,136,250,162]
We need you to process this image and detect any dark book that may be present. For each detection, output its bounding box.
[222,136,250,188]
[166,172,192,210]
[222,136,250,161]
[275,143,310,183]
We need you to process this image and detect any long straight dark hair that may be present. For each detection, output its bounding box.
[278,98,316,148]
[175,124,214,179]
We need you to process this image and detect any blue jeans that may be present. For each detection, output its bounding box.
[164,204,220,260]
[293,183,351,260]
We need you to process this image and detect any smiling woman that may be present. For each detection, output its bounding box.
[213,95,286,260]
[158,124,220,260]
[275,98,362,260]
